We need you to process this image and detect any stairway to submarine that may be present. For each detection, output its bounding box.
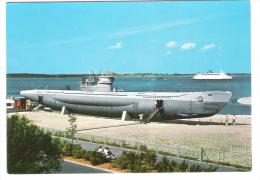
[145,100,164,123]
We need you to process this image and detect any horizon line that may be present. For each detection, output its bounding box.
[7,72,252,75]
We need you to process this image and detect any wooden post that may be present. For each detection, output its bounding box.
[121,140,125,148]
[200,147,203,162]
[218,149,221,160]
[177,147,180,158]
[137,143,140,153]
[245,143,248,152]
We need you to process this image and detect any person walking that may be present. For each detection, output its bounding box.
[232,115,236,125]
[225,115,229,126]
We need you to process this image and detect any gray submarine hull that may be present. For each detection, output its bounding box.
[20,90,232,120]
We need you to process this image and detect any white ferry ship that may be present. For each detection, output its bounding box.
[192,70,232,80]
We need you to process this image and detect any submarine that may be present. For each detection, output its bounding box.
[20,75,232,122]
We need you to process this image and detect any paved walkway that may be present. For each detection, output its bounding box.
[61,137,240,172]
[58,160,111,173]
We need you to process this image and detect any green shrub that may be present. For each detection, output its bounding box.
[188,164,218,172]
[82,151,92,161]
[156,157,172,172]
[58,140,72,156]
[112,153,129,169]
[112,150,157,173]
[112,151,137,171]
[113,149,218,173]
[178,160,189,172]
[72,144,86,159]
[189,164,203,172]
[141,150,157,166]
[7,115,63,173]
[203,165,218,172]
[54,140,85,157]
[139,144,148,151]
[130,160,154,172]
[156,157,184,172]
[53,131,64,137]
[83,151,107,165]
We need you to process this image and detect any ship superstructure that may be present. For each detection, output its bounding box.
[192,70,232,80]
[80,75,114,92]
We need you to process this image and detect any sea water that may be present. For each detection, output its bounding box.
[7,75,251,115]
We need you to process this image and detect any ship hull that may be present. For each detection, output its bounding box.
[20,90,232,120]
[192,72,232,80]
[193,76,232,80]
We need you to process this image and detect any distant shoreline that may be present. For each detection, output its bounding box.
[6,73,251,78]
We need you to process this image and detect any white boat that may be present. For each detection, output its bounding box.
[192,70,232,80]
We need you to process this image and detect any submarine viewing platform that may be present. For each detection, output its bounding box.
[8,110,251,169]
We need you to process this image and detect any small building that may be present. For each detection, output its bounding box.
[14,97,27,111]
[7,97,31,112]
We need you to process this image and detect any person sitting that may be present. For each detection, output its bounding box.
[97,146,103,153]
[104,147,115,159]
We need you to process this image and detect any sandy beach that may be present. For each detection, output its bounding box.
[13,111,251,148]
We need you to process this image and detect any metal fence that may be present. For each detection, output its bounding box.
[41,126,251,168]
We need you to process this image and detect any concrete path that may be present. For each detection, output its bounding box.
[58,160,111,173]
[61,137,241,172]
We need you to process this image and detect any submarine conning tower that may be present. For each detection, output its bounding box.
[80,75,115,92]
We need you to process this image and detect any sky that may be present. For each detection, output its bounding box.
[7,1,251,74]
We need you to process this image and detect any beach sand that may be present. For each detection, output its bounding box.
[13,111,251,148]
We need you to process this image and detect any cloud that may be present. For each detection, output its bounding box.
[180,42,196,50]
[165,51,172,55]
[107,15,218,38]
[109,42,123,49]
[201,43,216,50]
[166,41,177,48]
